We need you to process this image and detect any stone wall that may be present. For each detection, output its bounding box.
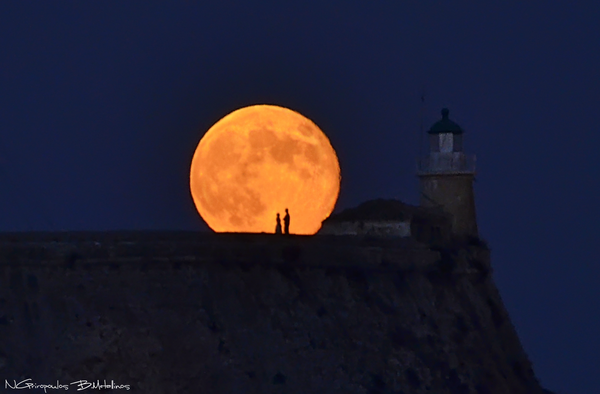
[318,220,412,237]
[418,174,478,238]
[0,232,544,394]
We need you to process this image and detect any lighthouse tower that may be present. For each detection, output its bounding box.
[417,108,478,239]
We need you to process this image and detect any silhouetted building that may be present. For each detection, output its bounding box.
[417,108,478,239]
[319,199,451,246]
[319,107,479,244]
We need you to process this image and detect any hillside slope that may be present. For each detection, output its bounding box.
[0,232,546,393]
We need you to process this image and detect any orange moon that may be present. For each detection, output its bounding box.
[189,104,341,234]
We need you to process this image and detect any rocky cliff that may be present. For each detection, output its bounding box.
[0,231,545,393]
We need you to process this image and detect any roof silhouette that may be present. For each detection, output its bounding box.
[322,199,446,223]
[428,108,464,134]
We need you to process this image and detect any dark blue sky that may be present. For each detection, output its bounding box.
[1,2,598,392]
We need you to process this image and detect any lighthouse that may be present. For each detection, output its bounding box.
[417,108,478,239]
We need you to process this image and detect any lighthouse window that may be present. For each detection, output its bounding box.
[439,133,453,153]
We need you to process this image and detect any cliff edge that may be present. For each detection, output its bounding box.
[0,231,546,393]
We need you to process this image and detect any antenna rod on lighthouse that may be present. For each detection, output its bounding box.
[419,89,425,161]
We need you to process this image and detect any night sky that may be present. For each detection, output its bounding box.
[1,2,598,392]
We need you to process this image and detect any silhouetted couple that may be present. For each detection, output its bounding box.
[275,208,290,235]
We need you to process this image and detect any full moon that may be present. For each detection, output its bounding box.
[189,104,341,234]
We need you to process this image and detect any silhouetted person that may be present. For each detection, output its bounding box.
[283,208,290,235]
[275,213,282,234]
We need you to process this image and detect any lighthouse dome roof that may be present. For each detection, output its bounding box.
[428,108,464,134]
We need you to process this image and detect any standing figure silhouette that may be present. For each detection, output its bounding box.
[283,208,290,235]
[275,213,282,234]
